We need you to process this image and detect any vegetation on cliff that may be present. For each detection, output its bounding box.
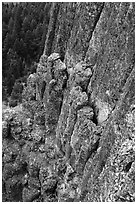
[2,2,51,99]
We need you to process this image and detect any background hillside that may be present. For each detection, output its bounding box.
[2,2,51,99]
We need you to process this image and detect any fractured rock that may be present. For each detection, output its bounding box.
[48,52,60,62]
[36,54,48,101]
[22,187,40,202]
[44,53,68,136]
[73,61,92,90]
[63,86,88,143]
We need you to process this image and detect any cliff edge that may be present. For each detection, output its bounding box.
[2,2,135,202]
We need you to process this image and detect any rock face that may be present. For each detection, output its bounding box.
[2,2,135,202]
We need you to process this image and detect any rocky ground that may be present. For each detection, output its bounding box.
[2,2,135,202]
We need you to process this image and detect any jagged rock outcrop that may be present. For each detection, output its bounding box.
[42,52,68,137]
[36,54,48,101]
[2,2,134,202]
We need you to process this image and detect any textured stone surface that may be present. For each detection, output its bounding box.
[2,2,134,202]
[36,54,48,101]
[65,2,104,67]
[51,3,77,59]
[22,187,40,202]
[80,68,135,202]
[86,2,135,110]
[43,53,68,136]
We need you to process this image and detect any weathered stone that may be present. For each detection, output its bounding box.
[70,107,97,173]
[91,98,112,125]
[50,3,77,59]
[3,163,16,181]
[43,192,57,202]
[31,125,45,143]
[65,2,104,67]
[28,152,47,177]
[4,175,23,201]
[55,91,70,154]
[21,173,29,186]
[63,86,88,143]
[71,61,92,91]
[79,68,135,201]
[22,187,40,202]
[48,52,60,62]
[36,54,48,101]
[3,142,21,165]
[41,178,57,194]
[28,177,41,189]
[33,104,45,126]
[22,73,38,116]
[43,53,68,137]
[2,2,135,202]
[2,121,9,138]
[38,54,48,70]
[44,3,60,56]
[39,165,53,184]
[70,107,94,149]
[86,2,135,110]
[39,144,46,153]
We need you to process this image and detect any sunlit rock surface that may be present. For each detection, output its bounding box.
[2,2,134,202]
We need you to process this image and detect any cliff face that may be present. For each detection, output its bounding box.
[2,2,135,202]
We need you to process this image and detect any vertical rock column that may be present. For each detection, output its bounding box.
[43,53,68,139]
[57,61,93,155]
[22,73,37,117]
[36,54,48,101]
[56,61,100,201]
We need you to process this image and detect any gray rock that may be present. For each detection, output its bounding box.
[48,53,60,62]
[22,187,40,202]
